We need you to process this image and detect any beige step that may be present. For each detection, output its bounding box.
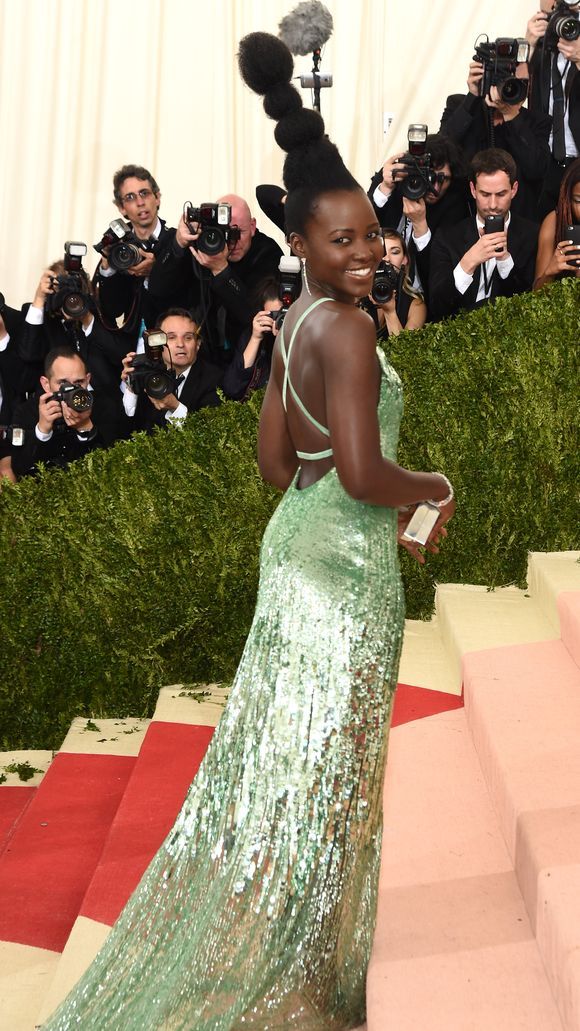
[527,551,580,637]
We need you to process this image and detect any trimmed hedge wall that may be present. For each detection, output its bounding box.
[1,280,578,749]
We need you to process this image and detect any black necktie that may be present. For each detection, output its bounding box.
[551,56,567,162]
[174,374,185,397]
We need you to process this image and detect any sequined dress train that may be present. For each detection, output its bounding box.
[44,339,405,1030]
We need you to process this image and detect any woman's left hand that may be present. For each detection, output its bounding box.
[397,508,447,565]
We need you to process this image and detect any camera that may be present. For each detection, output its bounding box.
[45,242,92,319]
[127,330,177,399]
[94,219,154,272]
[371,261,403,305]
[397,125,438,200]
[545,1,580,48]
[473,36,530,106]
[275,256,301,329]
[51,380,93,413]
[183,202,241,256]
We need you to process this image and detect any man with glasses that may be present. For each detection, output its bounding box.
[148,195,283,368]
[368,134,471,298]
[439,53,551,222]
[120,308,222,434]
[95,164,181,347]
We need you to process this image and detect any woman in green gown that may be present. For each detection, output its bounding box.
[44,32,454,1031]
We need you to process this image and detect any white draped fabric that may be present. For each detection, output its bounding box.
[0,0,536,305]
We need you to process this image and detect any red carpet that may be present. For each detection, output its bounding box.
[0,684,462,951]
[392,682,464,726]
[0,785,36,855]
[81,721,214,926]
[0,753,134,951]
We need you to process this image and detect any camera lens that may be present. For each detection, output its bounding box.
[499,77,528,105]
[62,292,90,318]
[145,370,175,400]
[198,227,226,256]
[555,14,580,40]
[110,242,141,271]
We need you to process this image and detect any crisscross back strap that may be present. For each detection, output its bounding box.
[279,297,334,460]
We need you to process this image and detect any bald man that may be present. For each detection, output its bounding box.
[149,193,283,367]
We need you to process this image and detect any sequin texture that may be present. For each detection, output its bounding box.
[43,350,405,1030]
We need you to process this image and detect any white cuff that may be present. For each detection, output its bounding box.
[496,255,514,279]
[165,402,188,424]
[26,305,44,325]
[453,262,474,295]
[99,264,116,278]
[0,332,10,351]
[412,228,432,251]
[35,425,53,441]
[123,390,138,417]
[372,183,391,208]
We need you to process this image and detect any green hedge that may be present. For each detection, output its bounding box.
[1,280,578,749]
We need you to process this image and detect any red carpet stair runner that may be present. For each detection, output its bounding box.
[0,551,578,1031]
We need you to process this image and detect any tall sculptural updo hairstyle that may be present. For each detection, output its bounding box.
[238,32,362,236]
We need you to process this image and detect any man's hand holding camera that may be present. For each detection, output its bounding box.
[37,391,93,436]
[121,348,180,413]
[175,214,229,276]
[127,249,157,279]
[379,153,409,197]
[32,270,56,310]
[460,227,509,276]
[401,196,429,238]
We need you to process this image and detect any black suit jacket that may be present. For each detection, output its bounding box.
[529,45,580,155]
[429,213,538,322]
[439,94,552,221]
[131,357,223,434]
[0,305,26,423]
[148,229,283,367]
[94,220,182,345]
[367,173,473,296]
[18,309,129,394]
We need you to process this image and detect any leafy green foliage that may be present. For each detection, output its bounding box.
[0,283,578,749]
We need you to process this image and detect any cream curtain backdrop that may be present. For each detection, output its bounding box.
[0,0,536,307]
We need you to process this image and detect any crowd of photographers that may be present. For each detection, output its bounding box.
[0,0,579,484]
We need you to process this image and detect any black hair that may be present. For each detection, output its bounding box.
[251,276,280,313]
[113,164,160,205]
[43,345,87,378]
[238,32,361,236]
[470,148,517,186]
[426,134,466,179]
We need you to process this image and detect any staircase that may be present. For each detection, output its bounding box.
[0,551,578,1031]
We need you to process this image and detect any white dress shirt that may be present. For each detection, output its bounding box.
[453,212,514,301]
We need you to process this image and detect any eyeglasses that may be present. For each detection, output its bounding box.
[434,173,453,185]
[121,188,154,204]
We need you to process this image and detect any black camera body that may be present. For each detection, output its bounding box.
[45,242,92,319]
[51,380,93,413]
[371,261,403,306]
[545,1,580,48]
[127,331,176,400]
[398,125,438,200]
[94,219,155,272]
[474,36,530,106]
[275,256,301,329]
[183,202,241,256]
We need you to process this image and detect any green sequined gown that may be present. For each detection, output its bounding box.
[44,333,405,1030]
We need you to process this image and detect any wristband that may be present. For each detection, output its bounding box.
[427,473,454,509]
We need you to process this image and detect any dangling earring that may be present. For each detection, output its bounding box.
[301,257,312,297]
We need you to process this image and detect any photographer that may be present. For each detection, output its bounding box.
[439,51,551,221]
[148,195,283,368]
[367,134,471,297]
[525,2,580,216]
[20,261,130,401]
[9,347,116,478]
[429,148,538,321]
[0,296,26,426]
[94,164,181,347]
[534,156,580,285]
[121,308,222,434]
[223,277,281,400]
[369,231,427,339]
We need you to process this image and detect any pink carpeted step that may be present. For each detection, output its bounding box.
[368,708,562,1030]
[558,591,580,670]
[0,753,135,952]
[463,638,580,1030]
[0,786,36,856]
[79,721,214,927]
